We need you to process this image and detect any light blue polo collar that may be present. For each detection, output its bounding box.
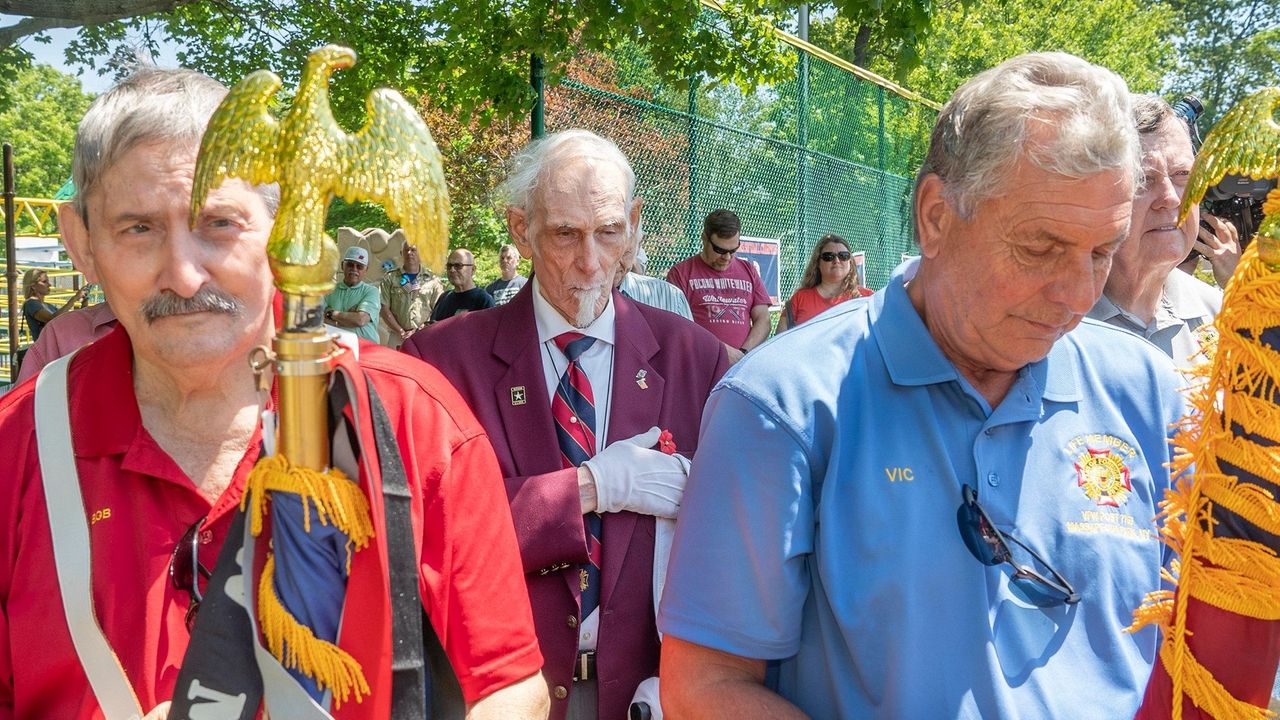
[871,260,1082,403]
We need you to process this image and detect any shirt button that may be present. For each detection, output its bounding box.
[553,685,569,700]
[987,472,1000,487]
[583,631,592,641]
[984,428,994,437]
[567,615,578,628]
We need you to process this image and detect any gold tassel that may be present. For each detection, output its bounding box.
[241,454,375,548]
[1157,640,1272,720]
[1131,243,1280,720]
[1128,590,1175,633]
[1182,555,1280,620]
[239,455,377,705]
[259,555,370,707]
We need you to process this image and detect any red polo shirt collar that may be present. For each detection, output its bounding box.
[69,323,258,521]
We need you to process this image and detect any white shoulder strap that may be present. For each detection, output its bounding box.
[34,352,144,720]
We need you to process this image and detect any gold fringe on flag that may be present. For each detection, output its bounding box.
[241,453,376,704]
[1154,639,1274,720]
[242,455,375,549]
[1128,243,1280,720]
[259,555,371,707]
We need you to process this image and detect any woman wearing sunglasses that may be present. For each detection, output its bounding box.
[776,234,872,332]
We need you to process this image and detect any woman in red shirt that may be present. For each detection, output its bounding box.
[777,234,872,332]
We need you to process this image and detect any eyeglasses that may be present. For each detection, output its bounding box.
[341,260,366,269]
[956,485,1080,607]
[445,262,474,269]
[707,241,739,256]
[820,251,852,262]
[169,517,212,629]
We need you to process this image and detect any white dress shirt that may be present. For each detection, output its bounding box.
[531,276,616,652]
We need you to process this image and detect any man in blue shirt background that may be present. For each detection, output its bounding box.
[658,52,1191,719]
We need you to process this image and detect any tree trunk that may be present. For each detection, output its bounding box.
[0,0,189,49]
[853,23,872,68]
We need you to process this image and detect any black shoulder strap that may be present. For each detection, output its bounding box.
[365,377,465,720]
[169,507,263,719]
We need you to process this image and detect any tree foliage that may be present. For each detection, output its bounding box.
[815,0,1175,106]
[804,0,1175,175]
[0,0,954,124]
[0,45,32,111]
[417,100,526,251]
[1163,0,1279,125]
[0,63,93,197]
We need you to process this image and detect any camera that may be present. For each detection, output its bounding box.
[1171,93,1274,257]
[1203,173,1275,250]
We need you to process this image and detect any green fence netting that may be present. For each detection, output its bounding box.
[545,22,937,300]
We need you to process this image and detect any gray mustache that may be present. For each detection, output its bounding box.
[141,287,243,323]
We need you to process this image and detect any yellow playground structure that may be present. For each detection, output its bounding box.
[1,197,92,387]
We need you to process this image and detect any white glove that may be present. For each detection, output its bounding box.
[630,676,663,719]
[583,427,691,518]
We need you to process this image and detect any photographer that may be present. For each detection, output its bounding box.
[1185,213,1241,286]
[1088,94,1223,367]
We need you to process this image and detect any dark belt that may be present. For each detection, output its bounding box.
[573,651,597,682]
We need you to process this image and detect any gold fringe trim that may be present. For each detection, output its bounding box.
[1202,480,1280,538]
[241,454,374,549]
[259,555,370,707]
[1157,640,1272,720]
[1131,244,1280,720]
[239,455,376,706]
[1182,550,1280,620]
[1127,589,1174,633]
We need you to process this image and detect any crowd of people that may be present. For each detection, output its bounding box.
[0,48,1275,720]
[313,207,877,358]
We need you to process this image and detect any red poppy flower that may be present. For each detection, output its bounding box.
[658,429,677,455]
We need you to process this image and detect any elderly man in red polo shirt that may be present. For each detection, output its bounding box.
[0,68,546,719]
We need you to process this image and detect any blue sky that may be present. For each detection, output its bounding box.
[8,23,179,94]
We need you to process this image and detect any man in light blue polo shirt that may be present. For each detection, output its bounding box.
[658,52,1189,719]
[323,245,382,343]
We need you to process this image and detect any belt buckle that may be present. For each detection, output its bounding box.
[575,650,595,681]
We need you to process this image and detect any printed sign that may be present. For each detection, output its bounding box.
[737,236,781,307]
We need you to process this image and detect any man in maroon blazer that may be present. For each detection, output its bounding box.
[405,129,729,720]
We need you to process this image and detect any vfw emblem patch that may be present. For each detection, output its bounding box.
[1068,434,1136,507]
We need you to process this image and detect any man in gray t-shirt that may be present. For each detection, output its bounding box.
[484,243,527,306]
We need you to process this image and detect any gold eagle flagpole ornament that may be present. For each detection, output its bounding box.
[1129,87,1280,720]
[190,44,450,704]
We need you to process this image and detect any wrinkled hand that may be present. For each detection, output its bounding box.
[1195,214,1241,287]
[143,701,171,720]
[399,327,415,340]
[582,427,691,518]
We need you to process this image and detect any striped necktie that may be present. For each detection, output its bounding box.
[552,332,603,618]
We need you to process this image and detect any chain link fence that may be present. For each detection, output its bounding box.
[545,20,938,298]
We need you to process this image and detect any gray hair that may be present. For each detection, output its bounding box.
[1131,94,1177,136]
[917,52,1140,218]
[498,129,637,216]
[71,66,279,220]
